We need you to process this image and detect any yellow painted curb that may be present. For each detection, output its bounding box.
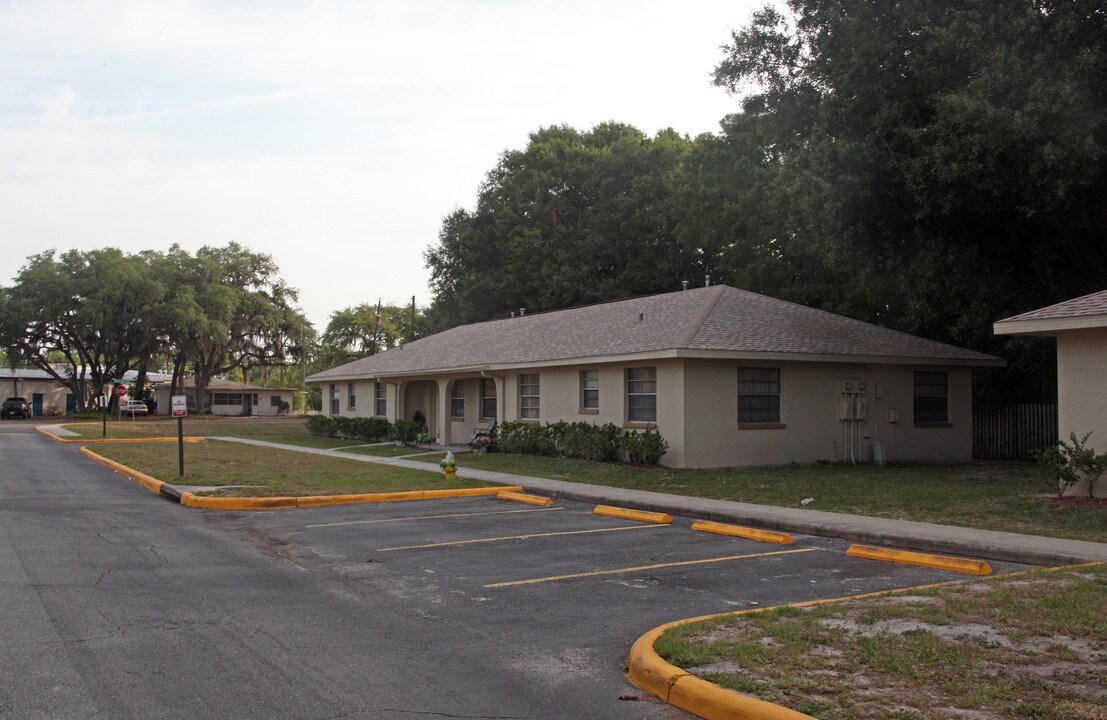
[593,505,672,524]
[691,520,794,545]
[35,426,205,444]
[497,490,554,507]
[177,486,525,511]
[80,447,165,495]
[846,544,993,575]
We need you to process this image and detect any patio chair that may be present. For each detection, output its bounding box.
[469,418,496,448]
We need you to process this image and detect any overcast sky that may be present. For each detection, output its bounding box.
[0,0,761,330]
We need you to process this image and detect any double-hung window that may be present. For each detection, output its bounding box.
[626,367,657,423]
[481,379,497,420]
[374,382,387,417]
[348,383,356,410]
[518,374,540,420]
[330,384,339,415]
[451,380,465,419]
[580,369,599,411]
[913,371,948,424]
[738,367,781,424]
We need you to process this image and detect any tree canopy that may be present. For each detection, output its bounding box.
[423,0,1107,402]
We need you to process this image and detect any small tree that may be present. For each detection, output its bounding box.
[1037,432,1107,499]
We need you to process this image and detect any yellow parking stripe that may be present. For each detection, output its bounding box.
[484,548,817,588]
[305,506,562,528]
[378,523,667,552]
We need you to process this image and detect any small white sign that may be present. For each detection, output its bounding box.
[171,395,188,418]
[100,395,108,408]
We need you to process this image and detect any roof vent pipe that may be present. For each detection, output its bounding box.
[681,280,689,291]
[519,308,526,316]
[705,274,711,287]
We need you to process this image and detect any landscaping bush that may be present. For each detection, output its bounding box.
[350,417,392,441]
[391,419,422,446]
[496,421,557,456]
[306,415,335,437]
[547,421,623,461]
[623,427,669,465]
[1037,431,1107,498]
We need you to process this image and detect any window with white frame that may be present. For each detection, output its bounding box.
[626,367,657,423]
[451,380,465,419]
[518,373,540,420]
[913,371,948,423]
[481,379,497,419]
[581,369,599,410]
[330,384,339,415]
[374,382,386,417]
[348,383,356,410]
[737,367,781,423]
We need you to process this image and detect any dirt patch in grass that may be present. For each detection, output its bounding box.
[655,564,1107,719]
[91,440,496,497]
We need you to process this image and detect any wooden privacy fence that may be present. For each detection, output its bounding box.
[973,404,1057,459]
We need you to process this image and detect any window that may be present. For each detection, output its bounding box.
[213,393,245,406]
[913,371,948,423]
[270,395,282,407]
[581,369,599,411]
[347,383,356,410]
[738,367,781,424]
[626,367,657,423]
[481,379,497,419]
[330,384,339,415]
[451,380,465,419]
[518,373,540,420]
[375,382,387,417]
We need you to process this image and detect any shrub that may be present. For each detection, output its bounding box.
[547,421,622,461]
[349,417,392,441]
[306,415,335,437]
[1037,431,1107,498]
[623,427,669,465]
[391,419,422,446]
[496,421,556,455]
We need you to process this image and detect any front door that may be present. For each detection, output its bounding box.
[242,394,253,416]
[32,393,43,416]
[65,394,76,414]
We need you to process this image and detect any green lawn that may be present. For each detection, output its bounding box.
[339,444,432,458]
[91,440,495,497]
[413,453,1106,543]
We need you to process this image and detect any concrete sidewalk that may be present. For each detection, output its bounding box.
[212,437,1107,566]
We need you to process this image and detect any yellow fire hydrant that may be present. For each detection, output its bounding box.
[439,451,457,481]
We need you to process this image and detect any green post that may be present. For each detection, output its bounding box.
[177,416,185,477]
[102,397,107,438]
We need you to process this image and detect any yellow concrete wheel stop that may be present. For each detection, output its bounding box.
[846,544,992,575]
[593,505,671,524]
[691,520,794,545]
[496,490,554,507]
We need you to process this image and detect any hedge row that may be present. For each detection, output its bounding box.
[493,420,669,465]
[306,415,424,445]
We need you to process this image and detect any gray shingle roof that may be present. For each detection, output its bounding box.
[308,285,1000,381]
[997,289,1107,323]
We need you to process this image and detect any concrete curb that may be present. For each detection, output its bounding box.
[78,444,521,511]
[628,563,1105,719]
[36,425,205,444]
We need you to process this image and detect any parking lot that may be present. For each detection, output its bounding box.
[206,491,1030,708]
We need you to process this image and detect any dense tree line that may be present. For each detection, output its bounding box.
[0,243,313,412]
[424,0,1107,402]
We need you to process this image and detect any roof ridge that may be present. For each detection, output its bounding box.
[681,284,726,347]
[996,288,1107,323]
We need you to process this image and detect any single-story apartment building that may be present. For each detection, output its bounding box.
[0,368,75,415]
[307,285,1001,468]
[152,378,293,417]
[994,288,1107,497]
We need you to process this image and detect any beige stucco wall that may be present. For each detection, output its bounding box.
[681,360,973,468]
[1057,329,1107,497]
[3,378,73,415]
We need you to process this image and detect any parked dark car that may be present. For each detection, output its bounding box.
[1,397,31,419]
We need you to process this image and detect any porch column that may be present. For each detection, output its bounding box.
[435,378,451,445]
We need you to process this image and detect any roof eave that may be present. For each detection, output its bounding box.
[994,315,1107,337]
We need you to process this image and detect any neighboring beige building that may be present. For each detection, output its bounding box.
[307,285,1002,468]
[152,378,292,417]
[994,289,1107,497]
[0,368,75,415]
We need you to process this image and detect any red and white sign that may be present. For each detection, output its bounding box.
[114,385,128,397]
[171,395,188,418]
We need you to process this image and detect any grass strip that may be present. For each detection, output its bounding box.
[655,564,1107,720]
[90,440,495,497]
[415,453,1107,543]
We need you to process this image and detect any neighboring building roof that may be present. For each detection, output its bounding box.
[152,378,289,392]
[994,289,1107,336]
[309,285,1001,382]
[0,368,55,380]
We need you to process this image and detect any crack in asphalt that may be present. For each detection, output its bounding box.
[149,544,169,566]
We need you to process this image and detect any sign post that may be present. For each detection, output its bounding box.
[171,395,188,477]
[100,394,108,437]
